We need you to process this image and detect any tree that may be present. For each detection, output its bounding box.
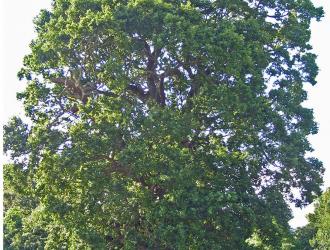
[296,188,330,249]
[293,225,315,250]
[292,188,330,249]
[4,0,324,248]
[309,188,330,249]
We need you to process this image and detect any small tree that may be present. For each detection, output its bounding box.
[293,188,330,249]
[309,188,330,249]
[4,0,324,248]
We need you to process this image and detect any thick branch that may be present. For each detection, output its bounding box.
[127,84,150,101]
[158,75,166,106]
[145,44,157,101]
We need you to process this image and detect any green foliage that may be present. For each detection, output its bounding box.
[309,188,330,249]
[293,225,315,250]
[292,188,330,249]
[4,0,324,248]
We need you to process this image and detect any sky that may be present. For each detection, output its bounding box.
[0,0,329,230]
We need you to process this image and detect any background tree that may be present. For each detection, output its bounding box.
[292,188,330,249]
[4,0,324,248]
[305,188,330,249]
[293,225,315,250]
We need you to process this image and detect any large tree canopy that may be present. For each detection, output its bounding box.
[4,0,324,248]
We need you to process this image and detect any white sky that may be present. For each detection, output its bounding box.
[0,0,329,230]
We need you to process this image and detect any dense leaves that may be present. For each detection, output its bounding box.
[4,0,324,248]
[292,188,330,249]
[293,225,315,250]
[308,188,330,248]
